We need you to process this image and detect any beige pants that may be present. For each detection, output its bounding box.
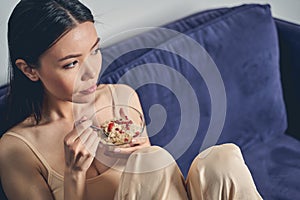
[114,144,263,200]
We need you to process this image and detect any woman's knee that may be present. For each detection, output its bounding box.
[189,143,245,176]
[186,144,262,200]
[125,146,177,173]
[214,143,243,162]
[198,143,242,162]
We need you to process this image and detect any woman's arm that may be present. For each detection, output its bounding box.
[0,117,99,200]
[63,116,100,200]
[0,136,53,200]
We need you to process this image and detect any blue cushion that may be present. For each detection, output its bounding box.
[100,4,287,177]
[243,134,300,199]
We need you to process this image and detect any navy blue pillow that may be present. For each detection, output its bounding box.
[100,4,287,176]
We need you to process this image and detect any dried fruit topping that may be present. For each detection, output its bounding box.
[97,117,142,145]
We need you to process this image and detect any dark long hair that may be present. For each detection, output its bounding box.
[4,0,94,132]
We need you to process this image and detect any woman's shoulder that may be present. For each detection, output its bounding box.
[0,117,40,164]
[111,83,136,91]
[104,83,137,97]
[0,130,38,173]
[95,84,138,104]
[0,131,49,198]
[2,117,37,140]
[96,84,142,112]
[0,132,22,157]
[0,128,34,156]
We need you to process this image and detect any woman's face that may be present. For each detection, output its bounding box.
[36,21,102,103]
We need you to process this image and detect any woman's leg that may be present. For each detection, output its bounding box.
[186,143,263,200]
[114,146,188,200]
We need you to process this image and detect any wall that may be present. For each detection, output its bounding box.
[0,0,299,85]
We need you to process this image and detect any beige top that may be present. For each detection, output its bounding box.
[2,85,128,199]
[4,132,122,200]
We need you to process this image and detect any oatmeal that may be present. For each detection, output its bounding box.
[98,116,141,145]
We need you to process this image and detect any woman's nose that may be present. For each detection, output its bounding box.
[81,60,96,81]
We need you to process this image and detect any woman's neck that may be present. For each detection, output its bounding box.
[41,93,95,123]
[41,94,74,123]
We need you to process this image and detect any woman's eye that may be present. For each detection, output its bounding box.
[63,60,78,69]
[91,47,101,56]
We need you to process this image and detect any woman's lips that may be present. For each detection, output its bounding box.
[80,84,97,95]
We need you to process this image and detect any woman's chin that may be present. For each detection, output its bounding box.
[71,93,95,104]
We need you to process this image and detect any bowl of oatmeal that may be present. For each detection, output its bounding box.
[91,105,145,146]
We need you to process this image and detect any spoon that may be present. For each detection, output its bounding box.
[90,125,109,137]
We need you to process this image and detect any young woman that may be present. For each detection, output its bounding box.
[0,1,263,199]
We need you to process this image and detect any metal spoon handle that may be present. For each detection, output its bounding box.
[90,125,109,136]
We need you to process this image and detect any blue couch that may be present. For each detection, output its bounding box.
[1,4,300,200]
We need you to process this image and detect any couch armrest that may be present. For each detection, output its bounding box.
[275,18,300,140]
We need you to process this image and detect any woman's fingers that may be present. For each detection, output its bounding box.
[66,137,96,172]
[113,145,144,154]
[71,130,99,158]
[71,151,93,171]
[129,137,149,146]
[111,137,150,155]
[79,128,94,145]
[64,138,81,167]
[74,116,88,126]
[64,118,92,145]
[64,116,100,171]
[83,131,98,151]
[89,134,101,156]
[75,119,92,136]
[64,143,72,167]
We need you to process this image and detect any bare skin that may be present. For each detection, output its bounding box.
[0,22,150,200]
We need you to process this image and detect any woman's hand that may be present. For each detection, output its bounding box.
[64,116,100,173]
[111,106,151,155]
[63,116,100,200]
[112,136,151,155]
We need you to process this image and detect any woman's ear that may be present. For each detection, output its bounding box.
[15,59,40,82]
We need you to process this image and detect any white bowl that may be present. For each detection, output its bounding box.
[91,105,145,146]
